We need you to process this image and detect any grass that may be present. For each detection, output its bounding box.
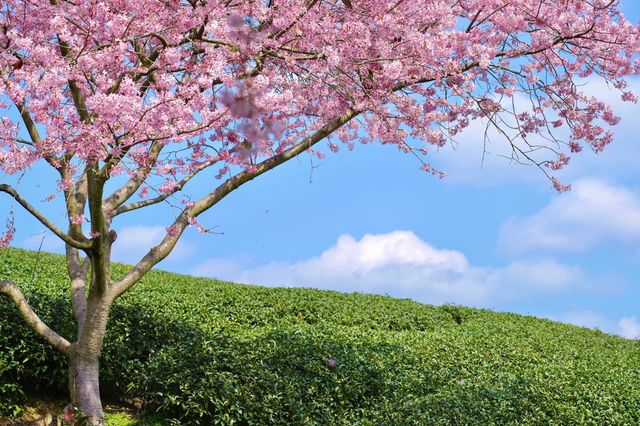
[1,247,639,424]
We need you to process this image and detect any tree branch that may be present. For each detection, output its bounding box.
[105,6,604,301]
[102,141,164,211]
[110,107,359,300]
[15,102,43,144]
[14,101,68,175]
[112,155,220,216]
[65,245,89,329]
[57,37,92,125]
[61,165,88,241]
[86,166,109,295]
[0,280,72,355]
[14,100,87,242]
[0,184,92,250]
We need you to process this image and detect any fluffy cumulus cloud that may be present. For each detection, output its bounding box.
[191,231,585,307]
[499,180,640,254]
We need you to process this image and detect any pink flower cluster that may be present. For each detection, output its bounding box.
[0,219,15,247]
[0,0,638,223]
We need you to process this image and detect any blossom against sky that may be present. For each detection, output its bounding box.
[5,0,640,339]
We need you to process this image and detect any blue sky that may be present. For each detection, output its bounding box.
[3,1,640,339]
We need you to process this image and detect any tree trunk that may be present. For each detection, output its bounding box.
[69,353,105,425]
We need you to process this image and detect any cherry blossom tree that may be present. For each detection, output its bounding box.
[0,0,639,422]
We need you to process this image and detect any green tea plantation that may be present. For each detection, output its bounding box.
[1,247,639,425]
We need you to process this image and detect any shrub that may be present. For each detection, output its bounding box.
[1,247,639,424]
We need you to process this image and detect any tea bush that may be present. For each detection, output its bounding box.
[1,247,639,424]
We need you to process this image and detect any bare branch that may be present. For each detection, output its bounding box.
[0,280,72,355]
[102,141,164,211]
[14,100,87,241]
[57,37,92,124]
[0,184,92,250]
[110,107,360,300]
[104,6,604,301]
[113,155,220,216]
[108,52,482,299]
[15,102,43,144]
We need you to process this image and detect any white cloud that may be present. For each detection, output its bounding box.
[618,317,640,339]
[499,179,640,254]
[306,232,469,275]
[191,231,585,307]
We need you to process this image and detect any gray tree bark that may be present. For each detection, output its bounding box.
[63,227,112,425]
[69,355,104,425]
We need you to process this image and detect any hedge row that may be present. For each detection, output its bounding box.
[1,247,639,424]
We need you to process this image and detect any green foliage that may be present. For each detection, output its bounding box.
[1,247,639,424]
[104,411,166,426]
[104,412,136,426]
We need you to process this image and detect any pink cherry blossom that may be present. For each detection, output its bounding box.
[0,0,635,192]
[0,1,639,417]
[552,177,572,193]
[0,219,15,247]
[166,225,180,237]
[69,215,84,225]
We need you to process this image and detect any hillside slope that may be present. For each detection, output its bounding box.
[1,247,639,425]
